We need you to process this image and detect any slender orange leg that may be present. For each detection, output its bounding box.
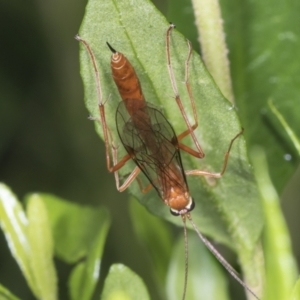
[185,128,244,178]
[135,177,153,194]
[114,165,142,192]
[166,25,243,172]
[76,35,141,191]
[176,123,197,141]
[166,24,205,158]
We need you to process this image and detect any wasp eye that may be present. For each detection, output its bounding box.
[188,198,195,212]
[170,209,180,216]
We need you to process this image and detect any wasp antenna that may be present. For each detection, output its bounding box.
[181,215,189,300]
[106,42,116,53]
[186,213,260,300]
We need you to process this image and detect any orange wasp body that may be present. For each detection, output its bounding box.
[108,41,193,215]
[76,24,259,300]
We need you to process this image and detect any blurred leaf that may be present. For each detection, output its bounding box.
[0,183,37,296]
[0,284,20,300]
[291,277,300,300]
[166,231,229,300]
[220,0,300,191]
[101,264,150,300]
[34,193,110,300]
[129,196,173,292]
[26,194,57,300]
[68,210,110,300]
[37,193,109,264]
[251,147,298,300]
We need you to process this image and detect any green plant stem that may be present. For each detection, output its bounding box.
[268,99,300,155]
[251,147,298,300]
[191,0,234,103]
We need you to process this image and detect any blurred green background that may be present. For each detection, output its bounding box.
[0,0,170,299]
[0,0,299,299]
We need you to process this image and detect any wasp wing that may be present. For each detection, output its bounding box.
[116,101,188,199]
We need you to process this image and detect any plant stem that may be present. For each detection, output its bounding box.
[191,0,235,103]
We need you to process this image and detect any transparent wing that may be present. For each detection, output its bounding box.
[116,101,188,199]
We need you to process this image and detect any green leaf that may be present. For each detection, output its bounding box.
[77,0,263,291]
[34,193,110,300]
[37,193,109,264]
[291,277,300,300]
[129,196,173,292]
[101,264,150,300]
[68,210,110,300]
[220,0,300,190]
[0,284,20,300]
[251,147,298,300]
[26,194,58,300]
[0,183,37,296]
[166,232,229,300]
